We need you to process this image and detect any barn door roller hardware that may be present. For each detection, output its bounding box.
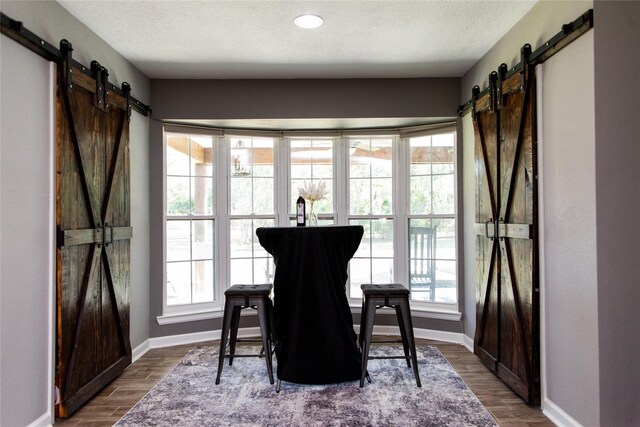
[60,39,74,92]
[459,9,593,116]
[1,12,151,116]
[91,60,109,111]
[496,63,508,109]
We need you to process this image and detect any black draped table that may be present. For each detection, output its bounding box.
[256,225,364,385]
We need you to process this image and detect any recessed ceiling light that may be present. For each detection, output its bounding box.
[294,14,324,29]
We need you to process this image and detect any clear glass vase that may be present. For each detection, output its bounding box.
[308,201,318,226]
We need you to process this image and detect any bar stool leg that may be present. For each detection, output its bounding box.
[359,298,376,387]
[215,298,234,385]
[398,297,421,387]
[394,305,412,367]
[229,304,242,366]
[358,296,366,351]
[256,299,275,385]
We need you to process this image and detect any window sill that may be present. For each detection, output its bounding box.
[348,303,462,322]
[157,302,461,326]
[157,307,224,325]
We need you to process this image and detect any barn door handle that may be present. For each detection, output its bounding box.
[485,219,494,240]
[103,223,113,246]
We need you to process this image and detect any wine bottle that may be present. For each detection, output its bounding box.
[296,196,306,226]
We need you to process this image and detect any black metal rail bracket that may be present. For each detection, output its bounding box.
[1,12,151,116]
[459,9,594,116]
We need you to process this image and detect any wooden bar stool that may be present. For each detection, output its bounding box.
[359,283,421,388]
[215,284,275,385]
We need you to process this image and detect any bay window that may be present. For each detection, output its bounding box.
[162,124,457,321]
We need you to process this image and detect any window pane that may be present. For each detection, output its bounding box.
[166,134,191,176]
[191,260,214,303]
[230,218,275,285]
[166,261,191,306]
[372,258,394,283]
[230,137,275,215]
[291,165,311,179]
[349,137,393,216]
[254,177,274,214]
[432,174,455,214]
[192,177,213,215]
[191,136,214,176]
[410,176,432,215]
[408,130,456,303]
[290,138,334,214]
[431,218,456,260]
[254,258,273,284]
[166,220,190,261]
[350,163,370,178]
[410,132,455,216]
[349,258,370,297]
[409,138,432,176]
[371,178,393,215]
[165,130,217,310]
[230,218,254,258]
[371,218,393,258]
[229,177,252,215]
[252,218,275,257]
[409,217,456,303]
[350,179,370,215]
[370,140,393,177]
[230,258,253,286]
[191,220,214,260]
[349,218,394,298]
[167,177,191,215]
[166,133,214,176]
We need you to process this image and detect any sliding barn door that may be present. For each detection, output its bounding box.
[473,66,539,403]
[56,65,132,416]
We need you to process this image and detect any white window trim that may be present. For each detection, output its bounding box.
[161,128,224,320]
[159,124,460,325]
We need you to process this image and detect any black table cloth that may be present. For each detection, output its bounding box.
[256,225,364,384]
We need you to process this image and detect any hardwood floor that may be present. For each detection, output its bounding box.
[54,339,553,426]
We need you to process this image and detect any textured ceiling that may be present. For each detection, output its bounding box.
[57,0,537,79]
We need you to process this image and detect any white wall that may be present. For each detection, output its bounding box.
[0,37,55,427]
[0,1,150,425]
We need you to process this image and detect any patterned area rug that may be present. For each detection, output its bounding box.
[116,345,497,427]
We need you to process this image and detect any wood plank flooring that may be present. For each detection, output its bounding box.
[54,339,553,426]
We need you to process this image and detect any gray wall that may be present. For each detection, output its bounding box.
[593,2,640,425]
[460,0,593,340]
[1,37,54,427]
[540,31,599,424]
[0,1,151,424]
[149,78,461,337]
[461,0,640,425]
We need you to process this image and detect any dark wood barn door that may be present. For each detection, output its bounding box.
[473,66,539,403]
[56,65,132,417]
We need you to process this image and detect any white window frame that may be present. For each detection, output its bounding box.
[159,124,460,325]
[400,127,459,313]
[159,126,223,324]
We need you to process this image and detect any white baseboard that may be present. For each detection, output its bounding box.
[149,330,221,349]
[132,339,151,363]
[543,397,582,427]
[462,334,474,352]
[139,326,466,357]
[26,412,52,427]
